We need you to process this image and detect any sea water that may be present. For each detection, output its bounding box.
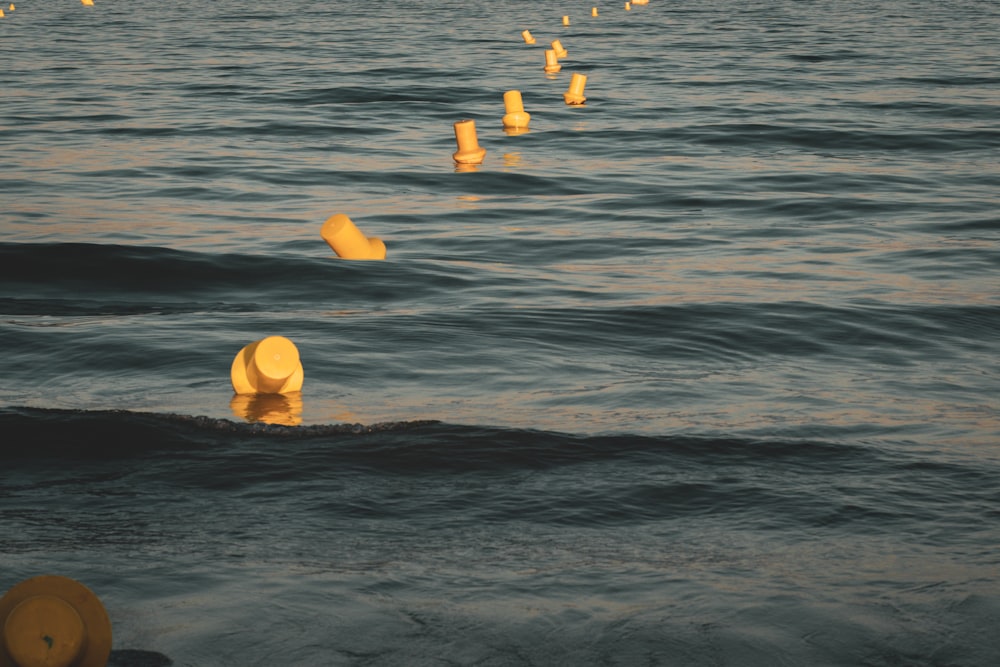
[1,0,998,664]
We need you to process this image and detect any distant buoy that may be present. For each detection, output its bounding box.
[0,8,5,17]
[521,29,536,45]
[564,72,587,105]
[625,2,631,10]
[231,336,304,395]
[543,49,561,73]
[562,15,570,26]
[592,7,599,16]
[452,119,486,165]
[321,213,386,260]
[81,0,94,6]
[551,39,568,59]
[0,575,112,667]
[502,90,531,129]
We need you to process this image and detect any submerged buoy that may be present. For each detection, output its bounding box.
[452,119,486,165]
[321,213,386,260]
[231,335,304,396]
[502,90,531,129]
[0,575,112,667]
[564,72,588,105]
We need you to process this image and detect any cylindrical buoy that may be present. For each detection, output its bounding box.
[0,9,5,17]
[551,39,568,59]
[562,15,570,26]
[81,0,94,6]
[520,29,536,45]
[452,119,486,165]
[231,335,304,396]
[592,7,598,17]
[625,2,631,10]
[501,90,531,129]
[543,49,561,73]
[0,575,112,667]
[321,213,386,260]
[564,72,587,105]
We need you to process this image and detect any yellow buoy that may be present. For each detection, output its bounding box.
[562,15,570,26]
[564,72,587,105]
[551,39,568,59]
[81,0,94,6]
[452,119,486,165]
[231,335,304,395]
[592,7,599,17]
[543,49,561,73]
[520,29,535,45]
[0,575,112,667]
[321,213,386,260]
[501,90,531,130]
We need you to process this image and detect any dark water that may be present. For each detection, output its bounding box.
[1,0,999,664]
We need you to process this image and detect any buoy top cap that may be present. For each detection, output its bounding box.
[252,336,300,381]
[0,575,111,667]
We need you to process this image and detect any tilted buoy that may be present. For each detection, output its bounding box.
[521,29,536,45]
[0,575,112,667]
[564,73,587,105]
[551,39,568,59]
[502,90,531,130]
[452,119,486,165]
[562,15,570,26]
[321,213,386,260]
[231,335,303,396]
[543,49,561,73]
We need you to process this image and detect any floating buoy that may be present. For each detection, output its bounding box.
[564,72,587,105]
[502,90,531,129]
[321,213,386,260]
[592,7,599,16]
[551,39,568,59]
[81,0,94,6]
[0,575,112,667]
[521,29,536,45]
[452,119,486,165]
[625,2,631,10]
[0,9,5,17]
[231,336,304,396]
[562,15,570,26]
[543,49,561,73]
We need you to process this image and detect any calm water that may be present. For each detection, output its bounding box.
[1,0,999,664]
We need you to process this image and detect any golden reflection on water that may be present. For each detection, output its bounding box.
[230,392,303,426]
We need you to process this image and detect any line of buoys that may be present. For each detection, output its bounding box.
[0,575,112,667]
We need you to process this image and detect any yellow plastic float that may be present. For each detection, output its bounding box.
[520,29,536,45]
[551,39,568,59]
[564,73,588,105]
[452,119,486,165]
[321,213,386,260]
[543,49,561,73]
[231,335,304,395]
[0,575,112,667]
[501,90,531,130]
